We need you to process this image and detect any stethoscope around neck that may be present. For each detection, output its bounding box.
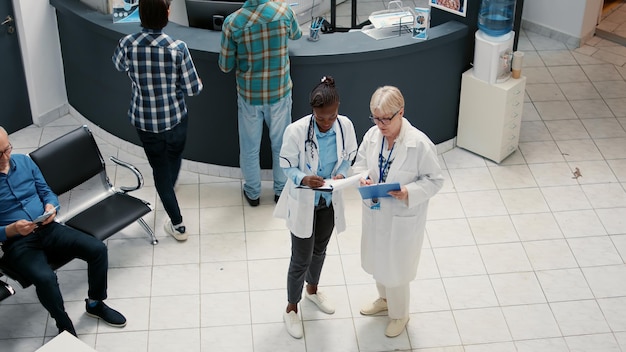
[305,114,349,166]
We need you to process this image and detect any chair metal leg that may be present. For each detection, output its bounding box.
[137,218,158,245]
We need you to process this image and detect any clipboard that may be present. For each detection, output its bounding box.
[358,182,401,199]
[296,184,333,192]
[295,174,362,193]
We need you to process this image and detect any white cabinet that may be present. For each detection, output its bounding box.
[457,69,526,163]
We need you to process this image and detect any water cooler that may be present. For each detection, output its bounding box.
[472,0,515,84]
[457,0,526,163]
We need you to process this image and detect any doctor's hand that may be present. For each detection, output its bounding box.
[359,177,373,186]
[388,186,408,201]
[302,175,325,188]
[332,174,345,180]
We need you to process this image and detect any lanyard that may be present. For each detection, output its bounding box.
[378,137,395,183]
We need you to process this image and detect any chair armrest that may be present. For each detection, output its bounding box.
[109,156,144,193]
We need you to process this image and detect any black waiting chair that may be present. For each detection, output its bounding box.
[0,125,156,289]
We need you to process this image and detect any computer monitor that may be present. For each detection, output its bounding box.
[186,0,244,31]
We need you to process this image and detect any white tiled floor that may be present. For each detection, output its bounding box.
[2,29,626,352]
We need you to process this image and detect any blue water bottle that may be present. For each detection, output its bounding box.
[477,0,515,37]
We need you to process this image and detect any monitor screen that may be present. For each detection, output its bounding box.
[186,0,244,31]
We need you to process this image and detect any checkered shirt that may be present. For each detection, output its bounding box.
[218,0,302,105]
[113,28,203,133]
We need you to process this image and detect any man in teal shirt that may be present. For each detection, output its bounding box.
[219,0,302,206]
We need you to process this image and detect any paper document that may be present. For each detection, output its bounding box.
[369,10,414,29]
[296,173,363,192]
[358,182,401,199]
[296,183,333,192]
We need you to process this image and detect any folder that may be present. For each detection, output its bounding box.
[358,182,401,199]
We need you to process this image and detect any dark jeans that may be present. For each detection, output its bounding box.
[2,222,108,332]
[287,204,335,304]
[136,118,188,225]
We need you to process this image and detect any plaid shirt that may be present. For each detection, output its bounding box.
[218,0,302,105]
[113,28,203,133]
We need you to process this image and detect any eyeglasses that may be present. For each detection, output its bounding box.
[369,109,400,125]
[0,144,12,158]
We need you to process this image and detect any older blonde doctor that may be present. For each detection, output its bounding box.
[353,86,444,337]
[274,76,358,339]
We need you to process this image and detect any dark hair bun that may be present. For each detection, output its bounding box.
[320,76,335,87]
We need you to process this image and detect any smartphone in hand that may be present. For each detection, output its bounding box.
[33,206,58,224]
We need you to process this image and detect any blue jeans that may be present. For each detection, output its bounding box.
[136,118,187,225]
[237,94,291,200]
[287,204,334,304]
[2,222,108,332]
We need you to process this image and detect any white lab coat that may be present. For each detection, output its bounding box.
[274,114,358,238]
[352,118,444,287]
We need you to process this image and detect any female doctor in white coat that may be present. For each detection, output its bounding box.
[274,76,358,339]
[353,85,444,337]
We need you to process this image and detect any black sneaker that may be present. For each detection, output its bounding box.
[85,299,127,327]
[244,191,260,207]
[56,312,77,337]
[58,326,77,337]
[274,194,280,203]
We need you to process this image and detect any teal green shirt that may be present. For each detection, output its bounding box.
[218,0,302,105]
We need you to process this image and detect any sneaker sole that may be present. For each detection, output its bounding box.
[169,232,188,241]
[360,306,388,315]
[85,312,127,328]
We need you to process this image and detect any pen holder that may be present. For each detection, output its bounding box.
[308,21,321,41]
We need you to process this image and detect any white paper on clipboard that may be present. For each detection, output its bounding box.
[296,173,363,192]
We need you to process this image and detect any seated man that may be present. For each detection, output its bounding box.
[0,126,126,336]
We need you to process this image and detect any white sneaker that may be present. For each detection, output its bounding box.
[283,311,303,339]
[385,316,409,337]
[360,297,388,315]
[305,291,335,314]
[164,219,188,241]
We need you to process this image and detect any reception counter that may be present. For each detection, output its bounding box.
[51,0,469,168]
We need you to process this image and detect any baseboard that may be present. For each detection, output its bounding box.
[34,104,70,127]
[595,28,626,46]
[69,107,452,180]
[521,20,582,48]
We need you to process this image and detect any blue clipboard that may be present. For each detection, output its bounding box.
[358,182,401,199]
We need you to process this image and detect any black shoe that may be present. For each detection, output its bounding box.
[85,299,127,327]
[274,194,280,203]
[56,313,77,337]
[244,191,260,207]
[58,326,77,337]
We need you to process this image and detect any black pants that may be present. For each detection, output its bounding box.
[287,203,335,304]
[2,222,108,332]
[136,118,188,225]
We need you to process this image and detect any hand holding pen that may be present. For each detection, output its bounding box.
[302,175,325,188]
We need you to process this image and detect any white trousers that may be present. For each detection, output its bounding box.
[376,282,410,319]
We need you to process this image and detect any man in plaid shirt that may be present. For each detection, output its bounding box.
[219,0,302,207]
[112,0,203,241]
